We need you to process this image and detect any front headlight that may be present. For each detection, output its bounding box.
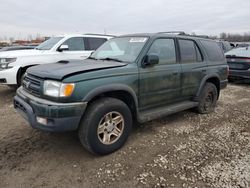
[44,80,75,97]
[0,58,17,69]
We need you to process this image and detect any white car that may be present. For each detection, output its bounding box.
[0,34,113,86]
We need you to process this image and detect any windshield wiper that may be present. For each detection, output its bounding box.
[99,57,123,62]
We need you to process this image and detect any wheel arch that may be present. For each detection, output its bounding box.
[16,65,39,85]
[82,84,139,121]
[195,74,221,100]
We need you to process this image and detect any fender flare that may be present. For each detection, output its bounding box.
[82,84,139,109]
[195,74,220,99]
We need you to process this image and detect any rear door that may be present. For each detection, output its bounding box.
[177,39,207,100]
[139,38,182,110]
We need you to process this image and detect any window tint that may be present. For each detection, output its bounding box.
[62,37,85,51]
[86,37,107,50]
[200,40,225,61]
[147,38,176,64]
[179,39,202,63]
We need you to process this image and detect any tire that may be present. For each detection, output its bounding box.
[78,97,132,155]
[17,71,25,87]
[196,82,218,114]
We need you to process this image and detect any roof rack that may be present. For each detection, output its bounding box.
[193,35,210,39]
[158,31,186,35]
[84,33,115,37]
[158,31,211,39]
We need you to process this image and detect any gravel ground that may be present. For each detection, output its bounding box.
[0,83,249,188]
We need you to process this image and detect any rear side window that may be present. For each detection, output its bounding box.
[200,40,225,61]
[179,39,202,63]
[62,37,85,51]
[85,37,107,50]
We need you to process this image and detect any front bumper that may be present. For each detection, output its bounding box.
[229,69,250,79]
[0,67,19,85]
[14,87,87,132]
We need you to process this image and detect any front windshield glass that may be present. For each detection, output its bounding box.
[91,37,148,62]
[36,37,63,50]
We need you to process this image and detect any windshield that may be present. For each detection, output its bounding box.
[90,37,148,62]
[36,37,63,50]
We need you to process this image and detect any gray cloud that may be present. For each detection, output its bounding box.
[0,0,250,39]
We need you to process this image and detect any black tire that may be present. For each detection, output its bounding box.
[78,97,132,155]
[196,82,218,114]
[17,71,25,87]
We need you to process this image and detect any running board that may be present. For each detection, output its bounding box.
[138,101,198,123]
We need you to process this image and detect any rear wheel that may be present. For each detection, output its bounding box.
[196,82,218,114]
[78,97,132,155]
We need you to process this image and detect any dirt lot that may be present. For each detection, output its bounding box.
[0,84,249,188]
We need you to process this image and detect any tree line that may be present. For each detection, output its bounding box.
[219,32,250,42]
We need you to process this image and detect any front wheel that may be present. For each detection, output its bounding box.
[78,97,132,155]
[196,82,218,114]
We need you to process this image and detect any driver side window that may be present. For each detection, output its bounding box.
[147,38,176,65]
[62,37,85,51]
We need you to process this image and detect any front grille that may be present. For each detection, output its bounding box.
[22,74,43,96]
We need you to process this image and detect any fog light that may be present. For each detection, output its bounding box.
[36,117,48,125]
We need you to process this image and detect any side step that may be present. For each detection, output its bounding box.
[138,101,198,123]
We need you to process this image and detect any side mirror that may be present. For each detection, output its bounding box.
[143,54,159,67]
[58,45,69,52]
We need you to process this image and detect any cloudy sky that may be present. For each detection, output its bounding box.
[0,0,250,39]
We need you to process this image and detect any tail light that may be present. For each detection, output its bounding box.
[227,56,250,63]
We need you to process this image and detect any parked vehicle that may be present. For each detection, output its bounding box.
[0,45,35,52]
[14,33,228,155]
[236,43,249,48]
[0,34,113,86]
[225,47,250,80]
[216,40,233,52]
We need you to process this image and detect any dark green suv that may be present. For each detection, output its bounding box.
[14,33,228,155]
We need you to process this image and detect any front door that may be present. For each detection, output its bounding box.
[139,38,182,111]
[60,37,91,60]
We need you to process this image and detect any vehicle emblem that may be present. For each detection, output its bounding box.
[231,59,235,62]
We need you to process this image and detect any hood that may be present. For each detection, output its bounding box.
[27,59,128,80]
[0,49,47,58]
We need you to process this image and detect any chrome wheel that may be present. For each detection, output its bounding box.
[97,111,124,145]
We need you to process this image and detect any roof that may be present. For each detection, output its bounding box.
[119,32,214,41]
[55,33,114,38]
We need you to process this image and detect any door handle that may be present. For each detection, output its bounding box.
[202,69,206,72]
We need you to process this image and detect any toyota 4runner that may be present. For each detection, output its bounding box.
[14,33,228,155]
